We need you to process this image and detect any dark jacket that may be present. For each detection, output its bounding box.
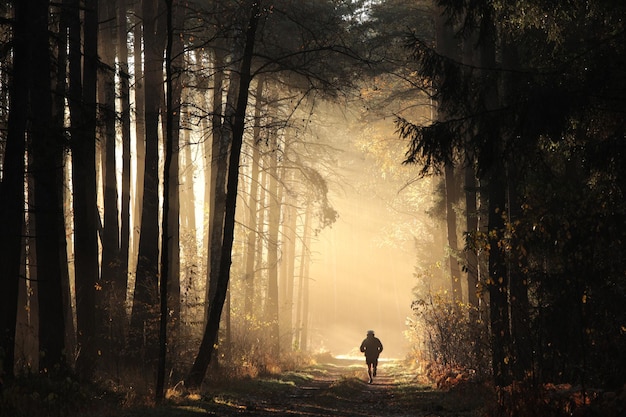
[360,335,383,359]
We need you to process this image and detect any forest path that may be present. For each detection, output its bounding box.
[134,357,489,417]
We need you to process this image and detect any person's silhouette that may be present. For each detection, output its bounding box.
[359,330,383,383]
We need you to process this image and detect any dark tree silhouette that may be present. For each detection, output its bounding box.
[0,0,29,379]
[30,0,67,374]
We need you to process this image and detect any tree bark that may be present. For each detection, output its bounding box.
[31,0,67,374]
[129,0,166,367]
[445,163,462,302]
[464,165,480,313]
[205,45,236,324]
[55,0,76,369]
[279,185,298,351]
[99,0,120,367]
[186,2,261,389]
[265,129,281,356]
[170,0,188,340]
[68,0,99,379]
[157,0,175,400]
[132,0,146,275]
[435,4,462,303]
[500,39,532,381]
[299,203,312,352]
[244,77,265,319]
[294,202,311,351]
[112,0,132,369]
[487,169,511,387]
[0,0,29,378]
[461,28,481,317]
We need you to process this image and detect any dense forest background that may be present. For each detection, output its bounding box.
[1,0,625,415]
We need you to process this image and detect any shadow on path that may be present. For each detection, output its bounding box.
[123,357,488,417]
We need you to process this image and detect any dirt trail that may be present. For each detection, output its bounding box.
[158,357,488,417]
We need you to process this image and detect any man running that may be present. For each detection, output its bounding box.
[359,330,383,384]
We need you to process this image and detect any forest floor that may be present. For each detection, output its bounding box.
[104,356,492,417]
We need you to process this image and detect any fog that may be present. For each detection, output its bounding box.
[305,110,423,360]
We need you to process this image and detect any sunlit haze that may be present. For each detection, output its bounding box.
[307,107,421,360]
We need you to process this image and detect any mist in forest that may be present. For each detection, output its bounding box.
[3,2,626,415]
[305,107,424,360]
[309,191,416,359]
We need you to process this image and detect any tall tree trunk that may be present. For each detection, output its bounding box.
[244,77,265,319]
[167,0,186,347]
[68,0,100,379]
[129,0,166,367]
[202,32,242,370]
[501,40,532,381]
[435,4,462,303]
[60,161,76,367]
[180,123,197,242]
[54,0,76,368]
[462,29,481,317]
[299,204,312,352]
[186,2,261,389]
[487,169,511,387]
[464,165,480,313]
[157,0,175,400]
[113,0,132,371]
[255,164,268,314]
[295,202,312,350]
[16,223,37,371]
[0,0,29,379]
[31,0,67,374]
[205,2,234,323]
[132,0,146,275]
[265,130,281,356]
[482,14,511,386]
[200,47,217,262]
[445,163,462,302]
[279,189,298,351]
[206,44,237,323]
[99,0,120,366]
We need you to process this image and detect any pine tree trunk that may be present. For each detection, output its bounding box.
[99,0,120,366]
[279,171,297,351]
[0,0,29,378]
[167,0,186,348]
[129,0,166,367]
[464,165,480,313]
[54,0,76,368]
[31,0,67,374]
[132,0,146,274]
[461,23,481,319]
[157,0,175,399]
[255,166,268,312]
[435,4,462,303]
[186,2,260,389]
[300,204,312,352]
[501,40,531,381]
[266,130,281,357]
[475,6,513,388]
[115,0,132,365]
[244,77,265,319]
[295,203,312,350]
[445,163,462,302]
[206,44,237,324]
[487,170,511,387]
[69,0,99,379]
